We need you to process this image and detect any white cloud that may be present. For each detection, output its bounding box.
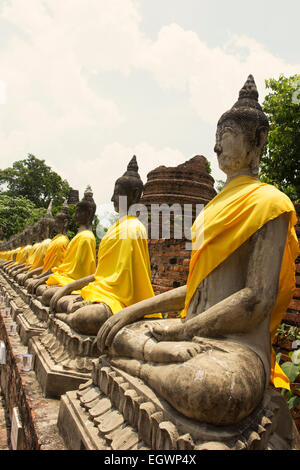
[47,142,186,207]
[0,0,299,208]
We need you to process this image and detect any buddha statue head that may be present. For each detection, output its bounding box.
[215,75,269,180]
[54,199,71,235]
[24,223,35,245]
[111,155,144,215]
[74,185,97,231]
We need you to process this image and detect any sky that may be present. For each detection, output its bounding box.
[0,0,299,216]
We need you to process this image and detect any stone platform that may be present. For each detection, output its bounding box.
[0,303,66,449]
[58,356,300,451]
[28,315,97,398]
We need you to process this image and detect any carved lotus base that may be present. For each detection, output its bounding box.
[28,315,98,398]
[57,356,300,450]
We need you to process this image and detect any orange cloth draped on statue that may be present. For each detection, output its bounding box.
[28,238,52,271]
[41,234,69,273]
[182,175,299,390]
[81,216,161,319]
[46,230,96,287]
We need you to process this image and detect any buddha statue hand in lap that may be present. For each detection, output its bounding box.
[94,75,299,427]
[52,155,161,334]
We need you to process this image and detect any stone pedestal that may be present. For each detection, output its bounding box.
[28,315,98,398]
[57,356,300,450]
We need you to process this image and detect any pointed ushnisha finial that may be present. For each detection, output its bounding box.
[46,199,53,215]
[84,185,93,198]
[127,155,139,173]
[238,75,259,101]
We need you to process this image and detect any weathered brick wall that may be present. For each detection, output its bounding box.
[149,238,190,294]
[283,202,300,327]
[0,311,40,450]
[141,155,216,295]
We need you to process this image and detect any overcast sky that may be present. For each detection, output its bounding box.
[0,0,299,215]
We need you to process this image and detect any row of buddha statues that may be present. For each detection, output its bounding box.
[0,75,299,446]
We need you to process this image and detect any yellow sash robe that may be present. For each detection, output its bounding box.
[46,230,96,287]
[81,216,161,319]
[25,242,42,267]
[182,175,299,390]
[41,234,69,273]
[28,238,52,271]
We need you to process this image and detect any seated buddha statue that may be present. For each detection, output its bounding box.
[10,224,39,278]
[93,76,299,427]
[17,202,55,285]
[26,200,71,293]
[49,156,161,335]
[35,186,97,306]
[6,227,34,275]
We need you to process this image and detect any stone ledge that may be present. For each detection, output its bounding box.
[0,307,66,450]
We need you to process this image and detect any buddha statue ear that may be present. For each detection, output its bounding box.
[255,126,268,149]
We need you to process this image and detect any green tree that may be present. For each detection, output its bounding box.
[0,194,45,240]
[260,75,300,202]
[0,154,71,208]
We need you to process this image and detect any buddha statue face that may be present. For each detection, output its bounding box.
[111,181,141,214]
[74,186,96,230]
[74,205,92,228]
[112,156,143,215]
[215,119,267,177]
[54,214,68,234]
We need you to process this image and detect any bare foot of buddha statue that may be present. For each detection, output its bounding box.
[55,295,83,313]
[41,286,61,306]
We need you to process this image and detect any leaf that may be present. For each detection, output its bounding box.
[287,395,300,412]
[276,352,282,363]
[281,361,300,383]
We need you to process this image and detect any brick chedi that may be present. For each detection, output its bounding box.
[140,155,216,296]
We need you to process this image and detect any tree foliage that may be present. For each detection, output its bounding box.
[0,194,45,240]
[260,75,300,202]
[0,154,71,208]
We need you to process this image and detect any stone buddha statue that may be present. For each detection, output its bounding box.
[26,200,71,293]
[35,186,97,305]
[91,76,299,428]
[48,156,161,335]
[9,224,37,277]
[17,201,55,285]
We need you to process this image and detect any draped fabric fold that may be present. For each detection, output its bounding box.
[25,242,42,267]
[46,230,96,287]
[81,216,161,319]
[182,175,299,390]
[28,238,52,271]
[41,234,69,273]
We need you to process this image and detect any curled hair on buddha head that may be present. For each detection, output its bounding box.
[116,156,144,202]
[76,185,97,223]
[218,75,269,170]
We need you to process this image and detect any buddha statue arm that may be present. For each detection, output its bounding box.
[50,274,95,312]
[24,266,43,280]
[152,213,290,342]
[96,285,186,351]
[34,269,52,279]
